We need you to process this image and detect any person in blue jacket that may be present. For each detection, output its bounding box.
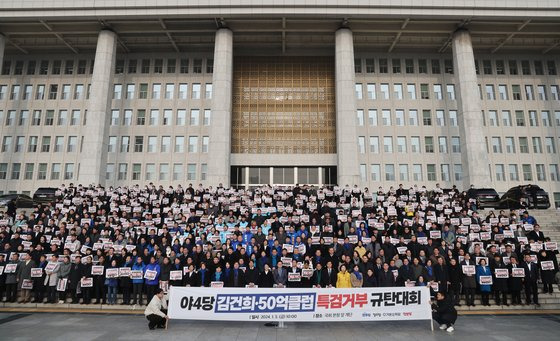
[105,259,119,305]
[476,259,492,306]
[132,256,146,305]
[144,256,161,304]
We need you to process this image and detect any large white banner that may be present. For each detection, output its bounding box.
[168,286,431,322]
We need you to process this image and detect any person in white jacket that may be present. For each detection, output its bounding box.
[44,255,60,304]
[144,288,168,330]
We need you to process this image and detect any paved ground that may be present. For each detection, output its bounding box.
[0,312,558,340]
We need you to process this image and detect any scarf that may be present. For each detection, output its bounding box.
[353,270,363,281]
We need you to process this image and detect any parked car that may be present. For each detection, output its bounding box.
[498,185,551,209]
[0,193,34,209]
[466,188,500,208]
[33,187,59,204]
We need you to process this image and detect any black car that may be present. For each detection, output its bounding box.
[33,187,59,204]
[467,188,500,208]
[498,185,551,209]
[0,193,35,209]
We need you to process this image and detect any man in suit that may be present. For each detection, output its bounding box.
[527,225,545,243]
[321,261,337,287]
[460,253,477,306]
[507,256,523,305]
[378,263,395,287]
[226,262,246,288]
[287,260,302,288]
[311,262,323,287]
[17,252,36,303]
[69,255,84,304]
[273,261,287,287]
[522,254,539,306]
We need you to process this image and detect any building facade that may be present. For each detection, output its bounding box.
[0,1,559,205]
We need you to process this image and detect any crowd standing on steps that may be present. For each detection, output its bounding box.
[0,182,557,309]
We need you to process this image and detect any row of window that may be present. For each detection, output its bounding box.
[360,164,463,182]
[0,162,76,181]
[478,84,560,102]
[356,108,560,128]
[3,57,554,78]
[0,162,208,182]
[1,108,212,127]
[0,82,212,102]
[353,57,557,76]
[105,163,207,182]
[0,83,89,101]
[492,164,560,182]
[107,136,209,153]
[0,135,210,154]
[358,163,560,183]
[355,83,455,101]
[356,109,458,127]
[357,136,461,154]
[355,82,560,102]
[111,83,211,100]
[482,110,560,127]
[111,109,211,127]
[355,135,559,155]
[485,136,557,154]
[0,58,213,76]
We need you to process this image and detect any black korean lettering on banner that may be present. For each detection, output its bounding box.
[370,290,421,307]
[180,296,215,311]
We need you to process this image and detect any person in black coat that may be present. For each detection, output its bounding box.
[397,258,414,286]
[119,256,134,305]
[32,255,47,303]
[287,261,302,288]
[432,292,457,332]
[507,257,523,305]
[69,255,85,304]
[321,261,337,287]
[93,256,106,304]
[169,258,183,287]
[538,249,558,294]
[526,225,546,243]
[447,258,462,306]
[363,269,377,287]
[378,263,395,287]
[226,262,246,287]
[184,265,197,287]
[0,254,6,303]
[196,263,210,287]
[433,257,449,293]
[522,254,539,305]
[244,261,259,286]
[81,257,93,304]
[460,254,477,307]
[311,263,324,287]
[258,264,274,288]
[491,255,509,305]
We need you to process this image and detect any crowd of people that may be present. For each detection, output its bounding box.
[0,183,558,309]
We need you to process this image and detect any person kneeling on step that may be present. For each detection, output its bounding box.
[432,291,457,333]
[144,288,168,330]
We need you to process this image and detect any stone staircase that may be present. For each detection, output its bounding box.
[528,208,560,253]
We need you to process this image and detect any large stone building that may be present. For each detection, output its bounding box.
[0,1,559,205]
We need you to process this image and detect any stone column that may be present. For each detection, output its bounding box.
[0,35,5,72]
[335,28,361,187]
[78,29,117,186]
[207,28,233,187]
[452,28,492,189]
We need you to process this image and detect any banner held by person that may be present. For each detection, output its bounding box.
[168,286,431,323]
